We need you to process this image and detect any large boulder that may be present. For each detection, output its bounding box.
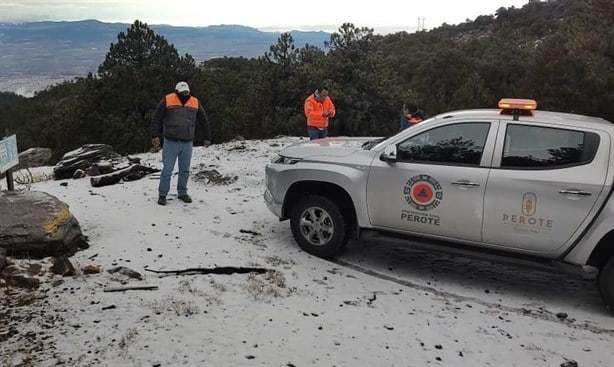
[0,190,89,257]
[17,147,53,170]
[53,144,121,180]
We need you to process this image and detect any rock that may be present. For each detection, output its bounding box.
[17,147,53,170]
[26,263,43,276]
[0,252,7,271]
[127,156,141,164]
[561,360,578,367]
[73,169,86,179]
[1,264,41,288]
[90,164,160,187]
[53,144,121,180]
[96,161,114,174]
[82,264,102,274]
[51,256,76,276]
[55,159,94,180]
[6,274,41,288]
[85,165,101,176]
[53,144,160,187]
[556,312,568,320]
[0,190,89,257]
[233,135,246,141]
[107,266,142,280]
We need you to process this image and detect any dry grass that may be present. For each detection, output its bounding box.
[119,328,139,350]
[144,296,201,316]
[178,279,205,296]
[264,255,296,267]
[177,279,222,305]
[244,270,293,300]
[210,279,227,292]
[171,299,200,316]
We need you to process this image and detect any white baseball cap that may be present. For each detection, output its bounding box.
[175,81,190,93]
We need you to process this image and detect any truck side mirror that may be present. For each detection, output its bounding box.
[380,145,398,162]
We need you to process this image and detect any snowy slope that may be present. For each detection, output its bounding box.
[2,137,613,367]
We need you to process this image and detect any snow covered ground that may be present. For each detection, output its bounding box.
[2,137,613,367]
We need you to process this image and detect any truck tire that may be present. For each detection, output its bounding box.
[598,257,614,312]
[290,195,346,258]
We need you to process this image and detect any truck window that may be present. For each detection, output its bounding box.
[397,122,490,166]
[501,124,600,169]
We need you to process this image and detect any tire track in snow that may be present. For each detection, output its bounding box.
[331,258,614,336]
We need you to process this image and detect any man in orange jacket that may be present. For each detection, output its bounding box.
[304,87,336,140]
[399,102,427,131]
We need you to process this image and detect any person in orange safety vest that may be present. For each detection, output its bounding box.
[150,81,211,206]
[304,87,336,140]
[399,102,426,131]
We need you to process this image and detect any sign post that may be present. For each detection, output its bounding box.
[0,134,19,191]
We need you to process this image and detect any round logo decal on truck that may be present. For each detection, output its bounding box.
[403,175,443,211]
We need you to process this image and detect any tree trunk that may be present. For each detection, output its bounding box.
[90,165,159,187]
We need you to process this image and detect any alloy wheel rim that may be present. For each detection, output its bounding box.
[299,206,334,246]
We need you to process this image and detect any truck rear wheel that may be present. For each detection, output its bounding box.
[290,195,346,258]
[598,257,614,312]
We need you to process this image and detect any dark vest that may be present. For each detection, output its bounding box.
[163,93,199,141]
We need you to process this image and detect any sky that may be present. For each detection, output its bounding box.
[1,0,531,33]
[2,136,614,366]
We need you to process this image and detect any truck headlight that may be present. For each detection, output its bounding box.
[271,155,301,164]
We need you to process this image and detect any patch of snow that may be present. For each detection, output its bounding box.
[1,137,613,366]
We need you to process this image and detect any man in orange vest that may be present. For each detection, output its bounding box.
[399,102,426,131]
[150,81,211,206]
[304,87,336,140]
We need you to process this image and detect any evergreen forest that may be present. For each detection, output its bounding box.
[1,0,612,159]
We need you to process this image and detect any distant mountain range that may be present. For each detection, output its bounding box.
[0,20,331,96]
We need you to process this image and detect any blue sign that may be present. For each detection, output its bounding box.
[0,135,19,173]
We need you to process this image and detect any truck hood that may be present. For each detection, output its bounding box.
[281,137,375,158]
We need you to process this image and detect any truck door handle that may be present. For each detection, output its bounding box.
[451,180,480,188]
[558,189,592,196]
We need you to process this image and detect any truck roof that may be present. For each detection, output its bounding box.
[434,109,614,131]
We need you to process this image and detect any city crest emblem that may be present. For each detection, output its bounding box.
[403,175,443,211]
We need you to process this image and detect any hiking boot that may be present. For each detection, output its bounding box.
[177,194,192,203]
[157,196,167,205]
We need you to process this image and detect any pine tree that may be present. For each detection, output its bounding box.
[95,20,199,152]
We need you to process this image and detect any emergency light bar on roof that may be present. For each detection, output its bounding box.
[498,98,537,120]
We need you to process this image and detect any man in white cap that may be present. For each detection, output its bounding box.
[150,81,212,205]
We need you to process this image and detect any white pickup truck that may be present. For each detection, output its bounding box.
[265,99,614,311]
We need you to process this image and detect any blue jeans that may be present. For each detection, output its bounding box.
[308,126,328,140]
[159,138,193,197]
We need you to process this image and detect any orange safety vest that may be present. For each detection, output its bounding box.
[166,93,199,109]
[409,115,422,125]
[304,94,336,128]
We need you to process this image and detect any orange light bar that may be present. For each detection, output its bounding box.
[498,98,537,110]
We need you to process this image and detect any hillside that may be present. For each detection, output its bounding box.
[0,0,612,158]
[0,20,330,95]
[2,137,613,366]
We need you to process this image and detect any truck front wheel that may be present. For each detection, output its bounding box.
[290,195,347,258]
[598,257,614,312]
